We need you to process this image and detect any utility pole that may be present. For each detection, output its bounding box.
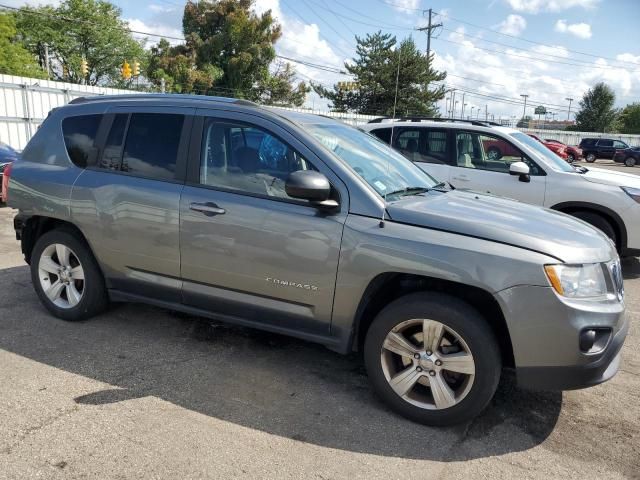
[44,44,50,78]
[417,9,443,68]
[565,97,573,121]
[485,104,488,121]
[520,94,529,121]
[450,90,456,118]
[460,93,465,118]
[160,77,166,94]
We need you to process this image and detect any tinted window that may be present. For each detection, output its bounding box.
[394,128,450,165]
[100,114,128,170]
[456,131,543,175]
[122,113,184,180]
[597,139,613,147]
[62,114,102,167]
[200,121,315,199]
[370,128,392,144]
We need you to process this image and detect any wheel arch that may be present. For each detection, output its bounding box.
[550,201,627,251]
[351,273,515,368]
[20,216,93,265]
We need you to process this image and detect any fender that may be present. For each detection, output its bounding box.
[550,201,627,250]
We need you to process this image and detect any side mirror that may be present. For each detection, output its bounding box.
[509,161,531,183]
[285,170,338,209]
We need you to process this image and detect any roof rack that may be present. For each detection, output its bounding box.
[69,93,257,107]
[367,116,502,127]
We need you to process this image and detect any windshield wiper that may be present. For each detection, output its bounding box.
[386,186,431,197]
[432,181,455,191]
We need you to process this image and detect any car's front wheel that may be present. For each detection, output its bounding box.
[566,153,575,163]
[625,156,637,167]
[364,293,501,426]
[486,147,502,160]
[31,229,108,321]
[585,153,597,163]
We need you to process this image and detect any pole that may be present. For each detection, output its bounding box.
[44,44,50,78]
[160,77,166,94]
[451,90,456,118]
[418,9,442,67]
[485,104,488,121]
[566,97,573,121]
[460,93,465,118]
[520,94,529,121]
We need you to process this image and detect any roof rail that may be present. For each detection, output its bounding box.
[367,116,502,127]
[68,93,258,107]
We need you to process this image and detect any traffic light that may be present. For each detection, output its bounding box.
[80,58,88,77]
[122,61,132,80]
[132,60,140,77]
[337,81,360,92]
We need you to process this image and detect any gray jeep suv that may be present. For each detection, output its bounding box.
[6,95,627,426]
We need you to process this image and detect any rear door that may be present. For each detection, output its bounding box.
[393,127,453,183]
[179,109,348,335]
[70,106,194,302]
[596,139,615,158]
[449,130,547,204]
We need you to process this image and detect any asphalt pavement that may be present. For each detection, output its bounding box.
[0,165,639,479]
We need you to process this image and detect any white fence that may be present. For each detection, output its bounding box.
[1,73,639,150]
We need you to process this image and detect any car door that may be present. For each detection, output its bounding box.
[179,109,349,336]
[70,106,194,302]
[449,130,546,204]
[393,127,453,183]
[596,140,615,159]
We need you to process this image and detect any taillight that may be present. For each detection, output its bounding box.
[1,162,12,203]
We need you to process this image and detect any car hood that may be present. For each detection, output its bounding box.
[386,190,616,264]
[581,167,640,188]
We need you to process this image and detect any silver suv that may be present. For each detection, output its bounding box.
[6,95,627,426]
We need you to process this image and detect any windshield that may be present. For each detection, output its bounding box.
[510,132,574,173]
[306,123,437,200]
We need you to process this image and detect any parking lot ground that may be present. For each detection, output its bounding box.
[573,158,639,173]
[0,205,639,479]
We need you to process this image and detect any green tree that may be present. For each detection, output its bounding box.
[313,32,446,116]
[255,61,310,107]
[575,82,618,132]
[0,13,47,78]
[618,102,640,134]
[517,116,532,128]
[15,0,145,85]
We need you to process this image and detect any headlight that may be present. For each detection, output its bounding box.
[621,186,640,203]
[544,264,608,298]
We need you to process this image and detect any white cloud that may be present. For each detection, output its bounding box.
[496,14,527,36]
[387,0,420,13]
[554,19,592,39]
[505,0,599,13]
[531,44,570,58]
[148,4,174,14]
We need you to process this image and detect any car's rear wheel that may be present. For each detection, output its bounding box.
[31,229,108,321]
[486,147,502,160]
[625,156,636,167]
[585,153,597,163]
[364,292,501,426]
[566,153,575,163]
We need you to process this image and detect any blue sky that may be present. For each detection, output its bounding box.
[9,0,640,118]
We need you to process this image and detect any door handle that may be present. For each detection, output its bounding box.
[189,202,226,216]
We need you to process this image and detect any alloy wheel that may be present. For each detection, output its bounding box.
[625,157,636,167]
[380,318,475,410]
[38,243,85,309]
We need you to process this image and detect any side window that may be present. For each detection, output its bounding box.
[455,131,542,175]
[613,141,628,149]
[62,114,102,167]
[370,128,391,144]
[100,114,128,170]
[200,120,315,200]
[422,130,449,164]
[598,140,613,147]
[122,113,185,180]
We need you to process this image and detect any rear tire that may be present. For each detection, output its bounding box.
[487,147,502,160]
[625,157,636,167]
[585,153,597,163]
[566,153,575,163]
[571,211,617,247]
[31,229,108,321]
[364,292,501,426]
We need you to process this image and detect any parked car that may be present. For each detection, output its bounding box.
[527,134,568,160]
[613,146,640,167]
[7,95,627,426]
[363,118,640,257]
[579,138,631,163]
[545,139,583,163]
[0,142,19,203]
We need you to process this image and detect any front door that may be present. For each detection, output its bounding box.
[179,110,348,335]
[449,131,547,205]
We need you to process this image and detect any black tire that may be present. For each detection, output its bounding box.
[364,292,501,426]
[31,228,108,321]
[625,156,636,167]
[487,147,502,160]
[571,211,617,246]
[566,153,575,163]
[585,153,597,163]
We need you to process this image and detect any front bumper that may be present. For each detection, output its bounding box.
[495,285,627,391]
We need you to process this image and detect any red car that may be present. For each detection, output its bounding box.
[545,139,583,163]
[528,134,568,160]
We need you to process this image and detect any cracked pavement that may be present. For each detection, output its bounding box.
[0,202,639,479]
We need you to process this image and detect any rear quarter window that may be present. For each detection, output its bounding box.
[62,115,102,168]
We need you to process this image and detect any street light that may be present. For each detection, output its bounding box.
[470,106,475,119]
[454,100,459,117]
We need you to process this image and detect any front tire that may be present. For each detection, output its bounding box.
[487,147,502,160]
[571,211,617,247]
[625,156,636,167]
[364,292,501,426]
[31,229,108,321]
[566,153,575,163]
[585,153,597,163]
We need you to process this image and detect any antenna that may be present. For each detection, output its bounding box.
[381,46,402,228]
